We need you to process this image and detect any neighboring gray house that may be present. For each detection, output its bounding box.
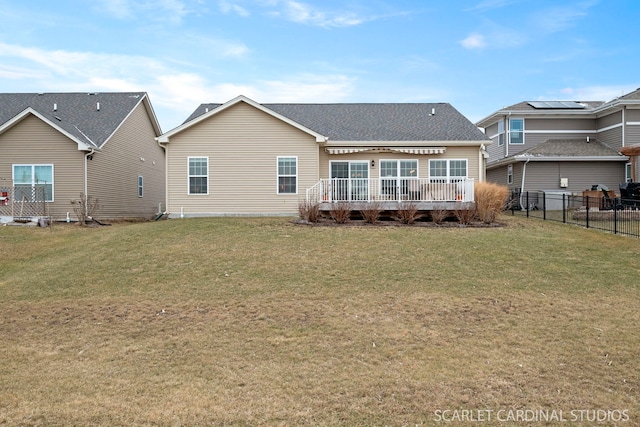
[0,92,165,221]
[476,88,640,197]
[158,95,491,217]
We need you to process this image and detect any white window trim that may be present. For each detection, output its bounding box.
[187,156,209,195]
[428,159,468,183]
[379,159,419,188]
[509,118,525,145]
[498,120,505,146]
[137,175,144,198]
[277,156,298,195]
[507,164,513,185]
[12,164,54,202]
[625,162,632,182]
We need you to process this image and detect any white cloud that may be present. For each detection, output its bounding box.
[0,40,356,130]
[460,33,486,50]
[466,0,523,12]
[530,2,597,34]
[554,85,637,102]
[97,0,191,24]
[262,0,370,28]
[218,0,250,16]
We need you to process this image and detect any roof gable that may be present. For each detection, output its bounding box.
[0,92,161,149]
[176,97,489,143]
[160,95,327,143]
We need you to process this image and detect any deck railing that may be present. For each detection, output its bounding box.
[306,178,474,204]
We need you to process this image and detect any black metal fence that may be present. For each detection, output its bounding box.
[507,190,640,238]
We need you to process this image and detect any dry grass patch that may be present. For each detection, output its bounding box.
[1,217,639,425]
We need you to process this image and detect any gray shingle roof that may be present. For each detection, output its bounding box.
[185,102,489,142]
[0,92,150,148]
[499,100,604,112]
[518,138,623,158]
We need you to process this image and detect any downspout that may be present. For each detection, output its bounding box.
[157,138,169,215]
[84,149,96,217]
[519,158,530,210]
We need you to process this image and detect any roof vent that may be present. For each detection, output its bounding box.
[430,108,435,116]
[53,103,57,111]
[587,136,590,143]
[205,107,209,113]
[96,102,100,111]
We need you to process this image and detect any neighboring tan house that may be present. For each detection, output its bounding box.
[157,95,491,217]
[0,92,165,222]
[476,89,640,198]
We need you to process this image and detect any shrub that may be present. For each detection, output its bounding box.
[359,201,383,224]
[454,206,476,225]
[71,193,101,226]
[430,205,449,224]
[395,201,422,224]
[298,200,320,223]
[475,182,509,224]
[330,202,353,224]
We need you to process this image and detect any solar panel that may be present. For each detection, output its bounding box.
[528,101,586,109]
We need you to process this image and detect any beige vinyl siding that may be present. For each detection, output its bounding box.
[87,101,165,219]
[487,163,523,190]
[0,115,85,220]
[525,118,596,131]
[166,102,318,216]
[625,122,640,147]
[520,162,624,193]
[596,110,623,150]
[318,145,481,181]
[597,127,623,150]
[484,121,504,162]
[597,111,622,129]
[486,165,508,188]
[625,108,640,121]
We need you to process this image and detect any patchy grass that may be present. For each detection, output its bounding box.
[0,216,639,426]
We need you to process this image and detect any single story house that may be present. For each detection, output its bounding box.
[476,89,640,200]
[0,92,165,222]
[157,95,491,217]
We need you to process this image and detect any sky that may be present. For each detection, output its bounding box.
[0,0,639,132]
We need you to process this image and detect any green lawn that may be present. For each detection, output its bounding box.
[1,216,638,426]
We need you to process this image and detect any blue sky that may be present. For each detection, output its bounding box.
[0,0,638,131]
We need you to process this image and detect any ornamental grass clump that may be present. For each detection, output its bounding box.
[330,202,353,223]
[475,182,509,224]
[298,200,320,223]
[395,201,422,224]
[359,201,383,224]
[430,205,449,224]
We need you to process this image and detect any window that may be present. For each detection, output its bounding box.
[380,159,418,198]
[330,161,369,201]
[429,159,467,183]
[507,164,513,185]
[277,156,297,194]
[626,162,632,182]
[138,176,144,197]
[498,120,504,146]
[509,118,524,144]
[13,164,53,202]
[188,157,208,194]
